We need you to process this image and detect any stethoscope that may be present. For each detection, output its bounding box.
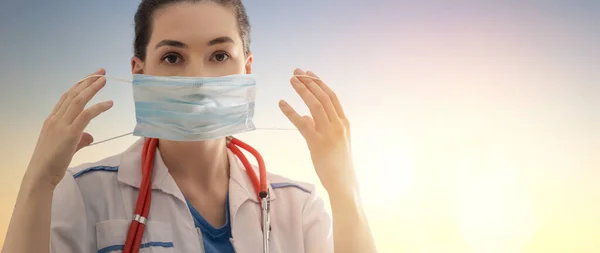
[122,136,271,253]
[75,73,321,253]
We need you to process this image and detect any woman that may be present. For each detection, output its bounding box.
[2,0,377,252]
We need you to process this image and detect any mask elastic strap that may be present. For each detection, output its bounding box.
[77,75,132,84]
[89,128,297,146]
[293,75,321,81]
[89,132,134,146]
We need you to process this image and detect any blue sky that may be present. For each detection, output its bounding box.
[1,1,599,251]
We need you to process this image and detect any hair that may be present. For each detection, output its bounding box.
[133,0,251,61]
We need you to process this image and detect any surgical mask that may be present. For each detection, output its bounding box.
[79,73,257,142]
[77,72,321,146]
[131,73,257,141]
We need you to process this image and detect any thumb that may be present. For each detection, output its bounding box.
[76,132,94,152]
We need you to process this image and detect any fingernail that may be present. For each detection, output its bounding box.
[279,100,288,107]
[294,68,305,75]
[105,100,114,106]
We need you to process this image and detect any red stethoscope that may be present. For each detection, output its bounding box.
[122,136,271,253]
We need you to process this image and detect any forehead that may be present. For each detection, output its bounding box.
[149,2,240,46]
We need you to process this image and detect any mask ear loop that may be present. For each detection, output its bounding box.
[292,75,320,80]
[77,75,132,84]
[88,127,299,146]
[84,74,323,146]
[89,132,134,146]
[75,75,133,146]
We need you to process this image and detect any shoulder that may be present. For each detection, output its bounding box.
[64,138,144,182]
[60,153,124,198]
[67,153,123,179]
[268,172,315,195]
[50,153,127,252]
[267,172,333,251]
[53,149,131,216]
[63,138,145,191]
[267,172,326,212]
[53,153,125,209]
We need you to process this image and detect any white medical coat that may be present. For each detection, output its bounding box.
[49,138,333,253]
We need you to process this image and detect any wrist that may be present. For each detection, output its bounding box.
[23,167,61,193]
[326,182,361,207]
[324,174,359,196]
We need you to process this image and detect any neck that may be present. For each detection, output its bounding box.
[158,138,230,191]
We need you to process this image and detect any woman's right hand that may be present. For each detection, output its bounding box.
[25,68,114,188]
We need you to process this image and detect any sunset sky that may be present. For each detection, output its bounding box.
[1,0,599,252]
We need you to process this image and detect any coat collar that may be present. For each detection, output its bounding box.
[117,138,277,210]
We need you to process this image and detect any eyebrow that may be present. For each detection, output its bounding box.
[155,37,235,49]
[155,40,187,49]
[208,36,235,46]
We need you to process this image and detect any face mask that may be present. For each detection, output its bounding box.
[79,73,257,142]
[77,72,323,146]
[130,73,257,141]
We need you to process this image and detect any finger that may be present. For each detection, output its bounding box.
[71,69,106,96]
[75,132,94,152]
[294,69,340,125]
[290,75,329,129]
[305,70,347,120]
[72,100,114,132]
[290,73,329,130]
[303,115,315,128]
[49,92,68,117]
[57,68,106,117]
[75,68,106,86]
[278,100,313,135]
[64,76,107,123]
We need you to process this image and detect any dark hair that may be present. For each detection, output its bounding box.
[133,0,251,61]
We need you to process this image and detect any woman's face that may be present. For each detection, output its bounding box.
[131,2,252,77]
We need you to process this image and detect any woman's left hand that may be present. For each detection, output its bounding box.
[279,68,358,196]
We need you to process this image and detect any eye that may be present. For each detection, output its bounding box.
[161,53,183,65]
[210,51,231,63]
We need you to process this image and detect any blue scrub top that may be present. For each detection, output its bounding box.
[185,194,235,253]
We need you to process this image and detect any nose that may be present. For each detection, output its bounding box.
[184,60,209,77]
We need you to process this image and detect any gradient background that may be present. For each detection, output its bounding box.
[1,0,599,252]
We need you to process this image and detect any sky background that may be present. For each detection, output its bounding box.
[1,0,599,252]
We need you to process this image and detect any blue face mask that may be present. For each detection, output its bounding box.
[131,73,257,141]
